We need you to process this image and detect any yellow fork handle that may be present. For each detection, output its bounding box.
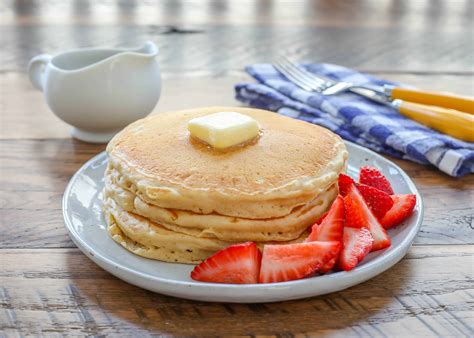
[391,87,474,115]
[396,101,474,143]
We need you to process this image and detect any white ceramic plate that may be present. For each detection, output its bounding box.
[63,142,423,303]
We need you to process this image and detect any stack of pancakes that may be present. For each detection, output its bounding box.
[103,107,348,263]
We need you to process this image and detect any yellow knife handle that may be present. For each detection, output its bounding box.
[390,87,474,115]
[396,101,474,143]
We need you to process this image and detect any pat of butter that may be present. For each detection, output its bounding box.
[188,112,260,149]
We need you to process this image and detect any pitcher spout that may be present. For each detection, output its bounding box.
[134,41,159,58]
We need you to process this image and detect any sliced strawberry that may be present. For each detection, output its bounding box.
[344,184,391,251]
[306,195,345,242]
[305,195,345,272]
[338,173,355,196]
[359,166,394,195]
[191,242,261,284]
[380,194,417,229]
[343,194,364,228]
[356,183,394,219]
[259,241,341,283]
[315,211,328,225]
[338,227,373,271]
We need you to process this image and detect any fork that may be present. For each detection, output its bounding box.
[274,57,386,98]
[273,57,474,142]
[275,57,474,114]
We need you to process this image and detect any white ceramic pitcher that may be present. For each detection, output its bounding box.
[28,41,161,143]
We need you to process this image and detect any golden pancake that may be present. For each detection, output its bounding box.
[104,196,309,263]
[107,106,347,218]
[104,170,337,242]
[104,197,230,250]
[106,212,215,264]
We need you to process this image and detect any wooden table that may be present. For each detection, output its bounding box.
[1,1,473,336]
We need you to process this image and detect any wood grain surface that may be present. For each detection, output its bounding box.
[0,0,473,337]
[1,246,473,337]
[1,0,474,73]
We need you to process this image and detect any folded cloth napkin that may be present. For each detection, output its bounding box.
[235,63,474,177]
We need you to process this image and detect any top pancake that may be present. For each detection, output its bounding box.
[107,106,347,217]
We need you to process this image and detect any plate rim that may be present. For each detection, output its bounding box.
[62,141,424,295]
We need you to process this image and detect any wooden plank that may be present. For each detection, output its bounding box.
[0,246,472,336]
[3,24,473,74]
[3,0,471,28]
[1,1,473,73]
[0,139,103,248]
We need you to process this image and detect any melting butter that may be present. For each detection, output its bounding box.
[188,111,260,149]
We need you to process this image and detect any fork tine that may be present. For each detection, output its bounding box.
[276,59,320,90]
[280,56,334,86]
[275,59,326,92]
[274,60,315,92]
[279,56,327,87]
[274,61,314,91]
[276,58,330,93]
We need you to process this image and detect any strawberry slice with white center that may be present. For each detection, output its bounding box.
[305,195,345,272]
[191,242,261,284]
[306,195,345,242]
[259,241,341,283]
[338,227,373,271]
[344,183,391,251]
[359,166,394,195]
[380,194,417,229]
[356,183,394,219]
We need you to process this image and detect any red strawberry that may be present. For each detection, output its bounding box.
[305,195,345,272]
[315,211,328,225]
[380,194,417,229]
[356,183,394,219]
[306,195,345,242]
[259,241,341,283]
[338,227,373,271]
[343,194,364,228]
[344,184,391,251]
[359,166,394,195]
[338,173,355,196]
[191,242,261,284]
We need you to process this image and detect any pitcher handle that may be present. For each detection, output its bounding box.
[28,54,52,91]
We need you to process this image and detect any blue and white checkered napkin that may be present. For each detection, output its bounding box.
[235,63,474,177]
